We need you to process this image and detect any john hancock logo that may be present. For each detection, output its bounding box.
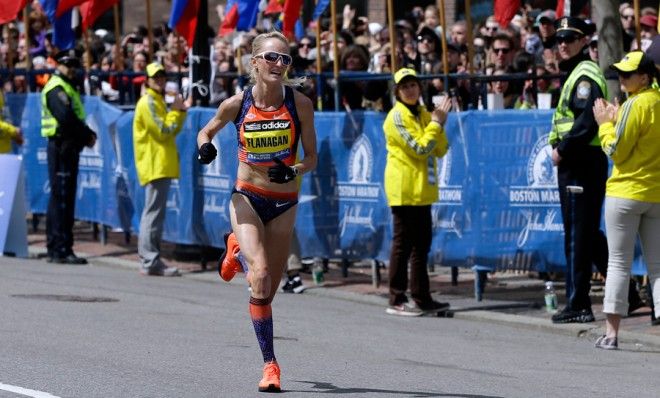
[338,134,378,237]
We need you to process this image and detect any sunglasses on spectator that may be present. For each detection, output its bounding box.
[299,42,312,48]
[417,36,434,43]
[254,51,293,66]
[493,47,510,54]
[622,14,634,20]
[486,25,499,31]
[557,36,578,45]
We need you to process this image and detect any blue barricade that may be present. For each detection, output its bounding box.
[5,93,647,274]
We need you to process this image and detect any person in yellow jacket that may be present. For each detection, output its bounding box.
[0,91,23,153]
[133,62,190,276]
[592,51,660,349]
[382,67,451,316]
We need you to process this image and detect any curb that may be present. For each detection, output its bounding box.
[27,246,660,349]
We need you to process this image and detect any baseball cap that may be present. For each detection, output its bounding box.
[640,15,658,28]
[535,10,556,27]
[611,51,656,74]
[146,62,166,78]
[393,68,418,84]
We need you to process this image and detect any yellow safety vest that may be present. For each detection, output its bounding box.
[41,74,85,137]
[549,60,607,146]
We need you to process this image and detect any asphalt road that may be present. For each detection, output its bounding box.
[1,256,659,398]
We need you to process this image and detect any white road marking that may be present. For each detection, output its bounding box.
[0,382,61,398]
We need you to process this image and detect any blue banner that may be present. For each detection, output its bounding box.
[6,93,648,275]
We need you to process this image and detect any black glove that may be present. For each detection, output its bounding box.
[198,142,217,164]
[268,158,298,183]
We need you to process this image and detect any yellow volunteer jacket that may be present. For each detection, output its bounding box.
[0,92,19,153]
[383,101,448,206]
[599,87,660,202]
[133,88,187,186]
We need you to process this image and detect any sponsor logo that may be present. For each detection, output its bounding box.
[275,202,288,208]
[509,133,559,207]
[245,113,256,119]
[339,204,376,236]
[244,120,291,131]
[437,150,463,206]
[509,133,563,247]
[431,208,462,237]
[517,209,563,247]
[338,135,379,237]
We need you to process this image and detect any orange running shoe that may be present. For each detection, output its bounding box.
[219,232,241,281]
[258,361,281,392]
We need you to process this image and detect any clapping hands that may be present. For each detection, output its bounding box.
[593,98,619,126]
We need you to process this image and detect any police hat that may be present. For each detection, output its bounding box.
[54,50,81,68]
[555,17,588,40]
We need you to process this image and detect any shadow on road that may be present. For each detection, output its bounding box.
[288,380,503,397]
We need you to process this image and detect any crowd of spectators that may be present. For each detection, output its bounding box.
[0,1,658,110]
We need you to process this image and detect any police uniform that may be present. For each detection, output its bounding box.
[548,18,608,323]
[42,52,97,264]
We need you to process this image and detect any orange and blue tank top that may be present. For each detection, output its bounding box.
[234,85,301,166]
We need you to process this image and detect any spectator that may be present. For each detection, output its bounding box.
[383,67,451,316]
[641,15,658,40]
[535,10,557,49]
[416,26,441,75]
[336,44,389,111]
[450,20,468,46]
[592,51,660,349]
[27,10,48,58]
[490,34,515,69]
[0,90,23,153]
[588,35,599,62]
[423,5,440,36]
[41,51,97,264]
[620,5,636,51]
[482,16,501,39]
[488,67,517,109]
[133,62,189,276]
[281,228,307,294]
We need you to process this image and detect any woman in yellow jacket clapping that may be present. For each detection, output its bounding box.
[593,51,660,349]
[383,68,451,316]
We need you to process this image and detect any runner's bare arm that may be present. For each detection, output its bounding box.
[197,92,243,147]
[293,91,318,175]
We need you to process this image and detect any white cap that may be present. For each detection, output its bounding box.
[368,22,383,36]
[94,29,109,38]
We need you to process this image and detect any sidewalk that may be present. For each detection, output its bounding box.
[26,223,660,349]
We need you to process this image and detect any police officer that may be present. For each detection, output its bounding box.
[548,17,608,323]
[42,51,97,264]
